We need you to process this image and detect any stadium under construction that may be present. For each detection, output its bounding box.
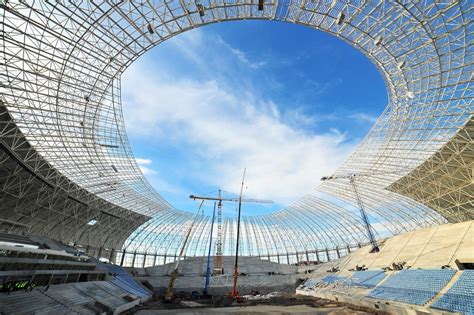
[0,1,472,314]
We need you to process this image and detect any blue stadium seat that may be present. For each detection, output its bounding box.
[367,269,455,306]
[300,275,347,289]
[302,272,385,290]
[349,270,385,288]
[107,264,128,276]
[431,270,474,315]
[104,264,151,298]
[322,275,346,284]
[301,279,317,289]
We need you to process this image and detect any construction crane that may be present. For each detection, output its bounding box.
[189,188,272,275]
[164,200,205,302]
[203,202,216,296]
[321,173,380,253]
[231,168,246,298]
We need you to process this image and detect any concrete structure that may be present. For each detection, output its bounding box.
[134,256,306,295]
[143,256,298,277]
[337,220,473,272]
[0,280,145,314]
[0,233,151,314]
[297,220,474,314]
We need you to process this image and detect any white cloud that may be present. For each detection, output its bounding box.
[216,35,267,69]
[121,28,362,206]
[350,112,378,124]
[305,78,343,96]
[123,62,356,205]
[136,158,156,175]
[135,158,152,165]
[135,157,186,196]
[168,30,267,71]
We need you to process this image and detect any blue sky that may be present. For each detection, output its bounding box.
[122,20,387,217]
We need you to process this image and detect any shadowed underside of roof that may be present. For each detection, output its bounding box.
[388,116,473,223]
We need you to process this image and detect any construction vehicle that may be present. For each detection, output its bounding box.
[190,187,272,275]
[203,202,216,296]
[164,200,205,302]
[321,173,379,253]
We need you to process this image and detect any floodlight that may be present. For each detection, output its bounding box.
[337,12,345,25]
[147,23,154,34]
[197,4,205,17]
[374,36,383,46]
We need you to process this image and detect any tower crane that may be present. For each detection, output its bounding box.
[321,173,380,253]
[189,188,273,275]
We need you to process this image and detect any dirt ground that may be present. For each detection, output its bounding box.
[125,293,384,314]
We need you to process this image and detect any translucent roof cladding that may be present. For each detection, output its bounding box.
[1,1,471,255]
[123,194,445,258]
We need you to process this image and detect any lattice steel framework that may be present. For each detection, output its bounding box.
[0,1,472,264]
[388,116,473,222]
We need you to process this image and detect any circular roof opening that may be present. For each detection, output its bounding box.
[122,21,387,216]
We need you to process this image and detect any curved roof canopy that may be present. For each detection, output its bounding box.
[1,1,471,262]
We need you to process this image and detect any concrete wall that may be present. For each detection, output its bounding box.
[144,256,298,277]
[314,220,473,277]
[139,256,303,295]
[143,274,300,296]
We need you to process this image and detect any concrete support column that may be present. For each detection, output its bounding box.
[120,250,126,266]
[131,251,137,267]
[45,274,53,291]
[109,249,116,264]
